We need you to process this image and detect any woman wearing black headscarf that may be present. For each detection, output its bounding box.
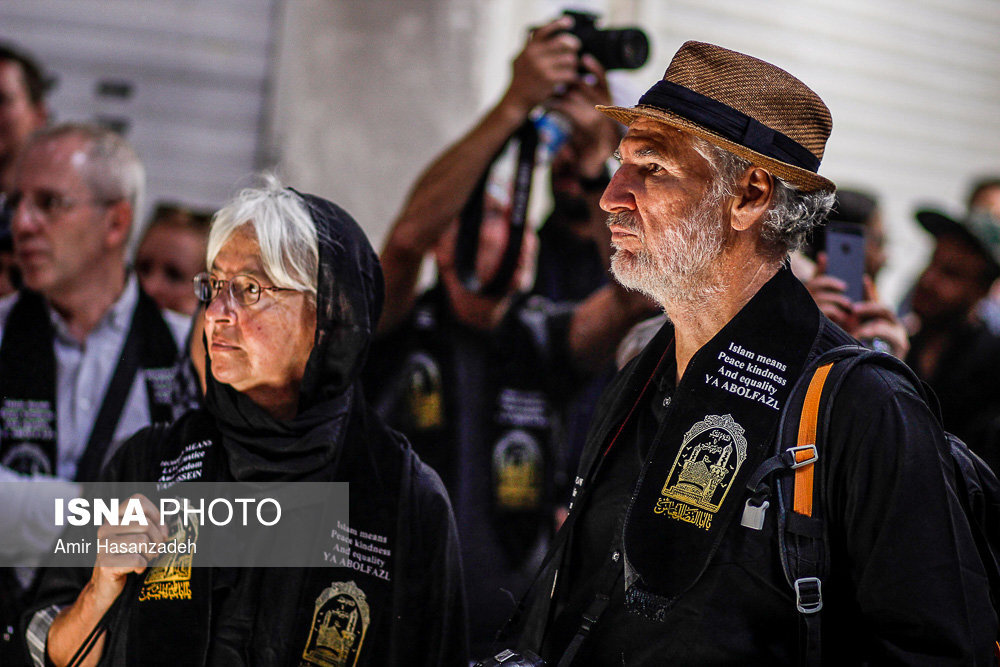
[27,178,468,666]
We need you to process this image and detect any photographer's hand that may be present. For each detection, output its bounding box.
[548,54,620,178]
[807,256,910,358]
[806,253,854,329]
[854,277,910,358]
[503,16,582,117]
[381,16,582,335]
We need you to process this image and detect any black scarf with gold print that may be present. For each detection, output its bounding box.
[119,410,401,667]
[621,266,821,619]
[124,191,399,666]
[0,288,178,480]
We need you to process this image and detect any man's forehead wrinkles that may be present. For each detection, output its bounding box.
[619,136,664,159]
[620,129,687,160]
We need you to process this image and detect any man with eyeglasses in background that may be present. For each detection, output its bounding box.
[0,122,188,665]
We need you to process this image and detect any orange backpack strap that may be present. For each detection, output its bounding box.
[793,362,834,516]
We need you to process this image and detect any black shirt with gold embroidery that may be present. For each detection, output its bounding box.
[525,267,997,665]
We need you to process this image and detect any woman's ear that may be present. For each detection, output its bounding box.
[729,167,774,232]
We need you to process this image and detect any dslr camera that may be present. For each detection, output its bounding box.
[561,10,649,70]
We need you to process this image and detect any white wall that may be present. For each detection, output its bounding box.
[267,0,485,251]
[0,0,277,222]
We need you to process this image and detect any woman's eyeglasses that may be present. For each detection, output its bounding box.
[193,272,297,307]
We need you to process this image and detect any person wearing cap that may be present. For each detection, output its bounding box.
[964,177,1000,333]
[505,41,996,664]
[906,208,1000,472]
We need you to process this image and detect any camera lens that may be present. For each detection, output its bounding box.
[589,28,649,70]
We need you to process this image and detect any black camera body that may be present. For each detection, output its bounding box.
[562,10,649,70]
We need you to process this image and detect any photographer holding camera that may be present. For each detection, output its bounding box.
[370,13,656,659]
[379,14,627,332]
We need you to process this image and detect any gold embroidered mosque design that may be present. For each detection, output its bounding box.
[301,581,370,667]
[661,414,748,513]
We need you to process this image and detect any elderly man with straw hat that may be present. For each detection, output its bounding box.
[495,41,997,665]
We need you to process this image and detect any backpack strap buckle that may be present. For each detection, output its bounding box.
[787,444,818,468]
[794,577,823,614]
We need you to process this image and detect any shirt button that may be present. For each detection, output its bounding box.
[612,551,620,562]
[662,396,672,407]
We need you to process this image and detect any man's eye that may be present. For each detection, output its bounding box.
[244,281,261,295]
[165,266,185,284]
[37,193,58,212]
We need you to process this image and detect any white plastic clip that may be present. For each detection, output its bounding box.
[740,498,769,530]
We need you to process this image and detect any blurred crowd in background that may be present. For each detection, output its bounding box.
[2,7,1000,662]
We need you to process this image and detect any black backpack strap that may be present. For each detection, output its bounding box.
[782,357,836,667]
[743,344,880,665]
[747,343,1000,664]
[783,345,902,665]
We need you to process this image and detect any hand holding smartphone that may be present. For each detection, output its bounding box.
[824,221,866,303]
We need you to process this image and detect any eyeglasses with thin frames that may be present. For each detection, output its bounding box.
[3,191,120,220]
[193,272,298,307]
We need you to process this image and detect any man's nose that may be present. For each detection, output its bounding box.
[600,168,637,213]
[10,196,42,236]
[140,271,169,303]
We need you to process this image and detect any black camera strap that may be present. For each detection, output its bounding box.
[490,343,673,662]
[556,560,622,667]
[455,120,538,297]
[65,575,136,667]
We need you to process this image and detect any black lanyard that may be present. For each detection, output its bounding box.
[455,120,538,297]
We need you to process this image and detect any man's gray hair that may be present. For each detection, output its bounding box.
[207,174,318,302]
[26,122,146,254]
[691,137,834,257]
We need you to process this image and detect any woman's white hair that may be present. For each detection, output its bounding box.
[691,137,835,258]
[206,174,318,301]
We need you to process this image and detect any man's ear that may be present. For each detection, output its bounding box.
[729,167,774,232]
[33,102,49,129]
[104,199,133,249]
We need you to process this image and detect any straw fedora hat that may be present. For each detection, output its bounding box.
[597,41,835,192]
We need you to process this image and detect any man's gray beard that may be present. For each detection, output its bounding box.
[609,193,727,309]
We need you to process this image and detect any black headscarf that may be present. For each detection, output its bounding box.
[204,189,384,481]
